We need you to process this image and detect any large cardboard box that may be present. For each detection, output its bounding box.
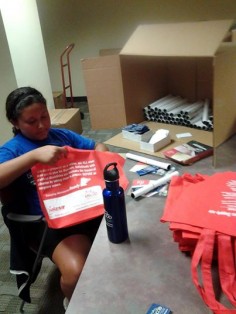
[48,108,82,134]
[82,20,236,161]
[81,54,125,129]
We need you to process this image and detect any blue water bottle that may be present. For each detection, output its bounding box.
[103,162,129,243]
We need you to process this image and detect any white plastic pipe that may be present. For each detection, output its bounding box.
[131,171,179,199]
[161,98,187,112]
[126,153,171,170]
[152,96,179,111]
[168,102,189,116]
[181,101,203,115]
[148,95,174,109]
[189,110,204,125]
[202,99,210,121]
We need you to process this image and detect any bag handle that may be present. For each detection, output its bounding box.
[217,234,236,306]
[191,228,236,312]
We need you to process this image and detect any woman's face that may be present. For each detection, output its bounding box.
[12,103,51,141]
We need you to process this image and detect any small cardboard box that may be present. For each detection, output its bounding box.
[122,129,153,142]
[48,108,82,134]
[53,91,65,109]
[140,130,171,153]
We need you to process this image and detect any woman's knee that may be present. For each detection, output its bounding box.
[61,261,82,286]
[52,234,92,280]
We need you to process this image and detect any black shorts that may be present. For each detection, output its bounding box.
[24,216,103,259]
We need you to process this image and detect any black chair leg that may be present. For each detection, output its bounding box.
[19,222,48,313]
[20,300,25,313]
[31,222,48,279]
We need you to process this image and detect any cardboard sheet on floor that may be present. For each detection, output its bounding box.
[104,122,213,159]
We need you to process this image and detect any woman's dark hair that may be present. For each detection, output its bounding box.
[6,86,47,135]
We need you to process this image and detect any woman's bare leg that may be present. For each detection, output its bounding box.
[52,234,91,300]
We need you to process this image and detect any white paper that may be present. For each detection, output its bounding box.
[149,129,169,144]
[176,132,192,139]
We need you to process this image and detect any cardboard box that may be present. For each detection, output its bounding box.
[140,130,171,153]
[99,48,121,56]
[122,129,153,142]
[232,29,236,42]
[53,91,65,109]
[82,20,236,163]
[48,108,82,134]
[105,121,213,159]
[81,54,125,129]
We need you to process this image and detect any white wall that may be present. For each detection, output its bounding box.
[1,0,54,107]
[0,0,54,144]
[0,12,17,144]
[36,0,236,97]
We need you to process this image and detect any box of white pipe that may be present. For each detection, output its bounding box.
[82,20,236,166]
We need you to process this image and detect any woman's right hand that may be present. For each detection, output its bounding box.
[0,145,68,189]
[32,145,68,165]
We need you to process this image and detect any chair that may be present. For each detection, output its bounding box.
[0,186,49,313]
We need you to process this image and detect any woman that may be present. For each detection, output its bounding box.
[0,86,109,309]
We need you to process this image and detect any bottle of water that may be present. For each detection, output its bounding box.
[103,162,128,243]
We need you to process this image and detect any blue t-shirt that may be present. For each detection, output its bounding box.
[0,128,96,215]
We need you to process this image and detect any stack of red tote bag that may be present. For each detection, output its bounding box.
[161,172,236,314]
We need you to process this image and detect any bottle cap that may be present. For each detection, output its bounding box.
[103,162,119,181]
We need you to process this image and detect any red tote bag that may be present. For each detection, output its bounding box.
[161,172,236,237]
[31,147,129,229]
[161,172,236,313]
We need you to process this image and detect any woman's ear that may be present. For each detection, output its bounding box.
[10,119,19,129]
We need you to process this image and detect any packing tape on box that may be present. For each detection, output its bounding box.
[126,153,171,170]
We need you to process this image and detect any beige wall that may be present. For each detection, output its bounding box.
[36,0,236,97]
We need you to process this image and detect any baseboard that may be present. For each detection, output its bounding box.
[66,96,87,103]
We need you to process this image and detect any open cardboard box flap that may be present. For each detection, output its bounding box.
[121,20,234,57]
